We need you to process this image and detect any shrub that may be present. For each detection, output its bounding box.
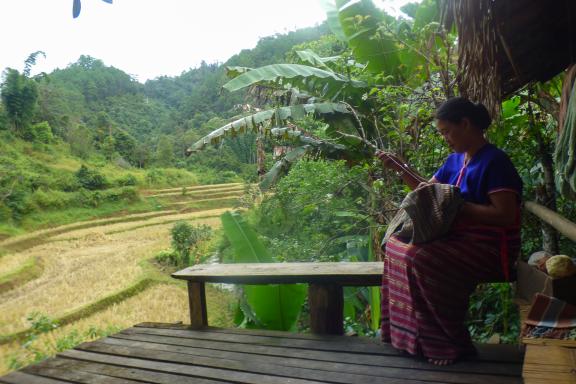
[115,174,138,187]
[170,222,212,267]
[29,189,70,210]
[154,248,179,265]
[30,121,53,144]
[0,202,12,223]
[53,173,81,192]
[75,165,108,190]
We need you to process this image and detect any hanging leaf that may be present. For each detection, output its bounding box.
[72,0,112,18]
[223,63,366,100]
[295,50,334,72]
[259,146,311,190]
[73,0,81,18]
[187,102,351,153]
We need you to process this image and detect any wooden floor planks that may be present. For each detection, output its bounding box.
[1,322,525,384]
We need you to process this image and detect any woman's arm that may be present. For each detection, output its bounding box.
[458,191,518,227]
[376,151,427,190]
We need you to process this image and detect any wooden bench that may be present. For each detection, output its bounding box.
[171,262,383,335]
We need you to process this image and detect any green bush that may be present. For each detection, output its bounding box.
[0,202,12,223]
[29,189,70,210]
[115,174,138,187]
[75,165,108,190]
[154,248,179,265]
[53,173,81,192]
[170,222,212,267]
[30,121,53,144]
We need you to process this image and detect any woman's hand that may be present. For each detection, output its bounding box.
[376,151,405,172]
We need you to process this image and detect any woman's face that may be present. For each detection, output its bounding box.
[436,118,475,153]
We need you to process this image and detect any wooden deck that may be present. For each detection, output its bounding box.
[0,322,525,384]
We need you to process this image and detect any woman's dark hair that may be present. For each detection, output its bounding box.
[435,97,492,131]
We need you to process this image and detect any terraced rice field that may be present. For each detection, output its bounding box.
[0,183,244,375]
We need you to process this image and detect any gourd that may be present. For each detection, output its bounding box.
[545,255,576,279]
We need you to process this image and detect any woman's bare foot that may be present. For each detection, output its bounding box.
[428,358,454,366]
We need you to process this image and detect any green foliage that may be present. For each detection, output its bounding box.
[170,222,212,267]
[155,136,175,167]
[30,121,53,143]
[1,68,38,135]
[256,159,369,262]
[115,173,138,186]
[75,165,108,190]
[467,283,519,344]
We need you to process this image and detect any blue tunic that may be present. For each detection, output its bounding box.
[433,143,522,204]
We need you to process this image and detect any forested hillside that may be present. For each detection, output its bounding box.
[0,23,329,237]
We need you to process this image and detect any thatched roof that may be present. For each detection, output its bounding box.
[442,0,576,116]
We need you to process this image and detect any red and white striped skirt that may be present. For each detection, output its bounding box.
[381,228,520,360]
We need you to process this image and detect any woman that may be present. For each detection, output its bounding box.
[377,97,522,365]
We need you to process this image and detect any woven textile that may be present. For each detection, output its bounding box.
[383,183,463,245]
[522,293,576,340]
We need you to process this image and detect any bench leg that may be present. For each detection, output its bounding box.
[308,284,343,335]
[187,281,208,328]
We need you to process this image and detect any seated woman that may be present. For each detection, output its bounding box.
[377,97,523,366]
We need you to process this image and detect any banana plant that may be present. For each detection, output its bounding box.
[221,211,307,331]
[187,1,449,189]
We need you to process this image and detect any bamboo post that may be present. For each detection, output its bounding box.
[525,201,576,242]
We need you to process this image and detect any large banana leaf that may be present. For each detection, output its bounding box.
[295,50,334,72]
[269,127,347,155]
[221,211,272,263]
[187,102,351,153]
[335,0,401,76]
[244,284,307,331]
[220,211,307,331]
[223,64,366,100]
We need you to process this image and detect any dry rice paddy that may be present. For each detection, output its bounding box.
[0,183,242,375]
[0,283,235,375]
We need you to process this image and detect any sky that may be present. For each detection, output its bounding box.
[0,0,415,82]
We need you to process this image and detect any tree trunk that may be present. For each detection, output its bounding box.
[533,122,559,255]
[256,131,266,178]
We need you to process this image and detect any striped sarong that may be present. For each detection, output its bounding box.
[381,226,520,360]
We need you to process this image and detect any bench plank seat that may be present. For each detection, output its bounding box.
[171,262,384,285]
[172,262,384,335]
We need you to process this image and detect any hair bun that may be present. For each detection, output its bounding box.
[474,102,492,131]
[435,97,492,131]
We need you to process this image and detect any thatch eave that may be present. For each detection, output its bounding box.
[442,0,576,117]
